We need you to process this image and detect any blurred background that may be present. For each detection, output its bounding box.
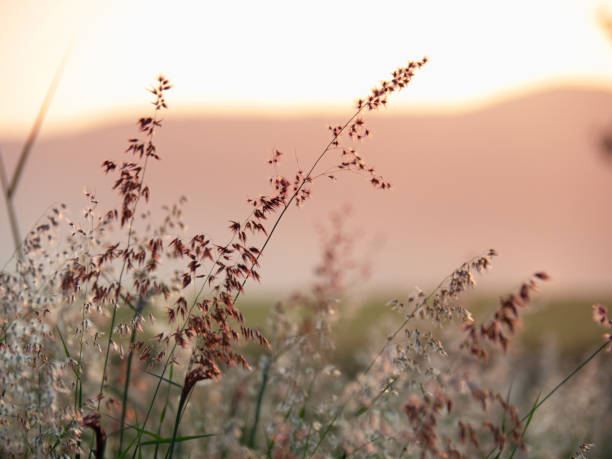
[1,0,612,297]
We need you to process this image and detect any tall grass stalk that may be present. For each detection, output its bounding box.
[97,147,151,411]
[248,355,271,449]
[137,59,428,457]
[165,99,364,459]
[118,295,148,453]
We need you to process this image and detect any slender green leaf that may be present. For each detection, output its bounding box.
[55,326,80,380]
[509,393,541,459]
[55,326,71,358]
[141,433,216,446]
[117,415,163,459]
[144,369,182,388]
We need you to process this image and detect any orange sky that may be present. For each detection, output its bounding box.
[1,0,612,136]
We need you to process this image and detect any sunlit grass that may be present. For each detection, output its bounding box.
[1,58,611,458]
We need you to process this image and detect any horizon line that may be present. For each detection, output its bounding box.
[1,77,611,141]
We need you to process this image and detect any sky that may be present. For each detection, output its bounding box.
[1,0,612,137]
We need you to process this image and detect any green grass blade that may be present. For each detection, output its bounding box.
[141,433,216,446]
[508,393,540,459]
[117,417,164,458]
[144,369,182,388]
[55,326,71,358]
[155,365,174,459]
[55,326,79,382]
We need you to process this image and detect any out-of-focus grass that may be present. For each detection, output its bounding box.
[469,294,610,360]
[520,296,610,358]
[237,292,611,370]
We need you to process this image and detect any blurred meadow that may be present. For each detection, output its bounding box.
[1,1,612,457]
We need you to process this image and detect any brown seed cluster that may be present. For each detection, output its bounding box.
[336,142,391,190]
[457,421,479,448]
[59,77,269,406]
[357,57,429,111]
[61,79,175,305]
[465,382,522,451]
[462,272,550,359]
[430,369,527,457]
[319,57,429,193]
[592,304,612,349]
[105,77,170,226]
[264,150,312,207]
[403,388,452,457]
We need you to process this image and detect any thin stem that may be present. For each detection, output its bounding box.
[248,356,271,449]
[0,44,69,262]
[154,365,174,459]
[165,391,187,459]
[76,211,96,414]
[8,46,70,198]
[118,295,148,454]
[118,342,134,451]
[0,149,23,261]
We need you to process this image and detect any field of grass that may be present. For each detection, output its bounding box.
[1,63,611,459]
[237,293,612,364]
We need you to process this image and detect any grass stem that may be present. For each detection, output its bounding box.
[248,356,271,449]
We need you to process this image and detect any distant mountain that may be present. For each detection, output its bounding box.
[2,86,612,293]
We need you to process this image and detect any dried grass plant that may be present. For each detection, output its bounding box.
[1,57,611,459]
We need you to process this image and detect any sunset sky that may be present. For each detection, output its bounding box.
[2,0,612,136]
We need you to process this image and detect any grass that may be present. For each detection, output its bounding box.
[234,293,611,371]
[1,57,611,459]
